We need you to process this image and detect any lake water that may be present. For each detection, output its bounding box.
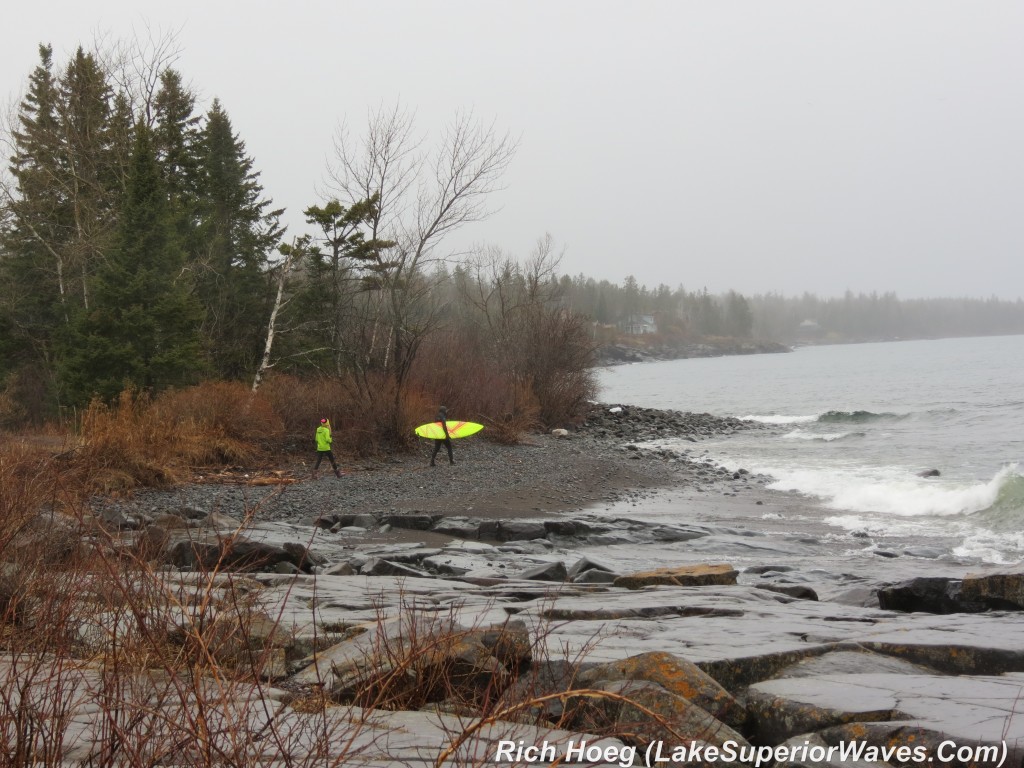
[597,335,1024,564]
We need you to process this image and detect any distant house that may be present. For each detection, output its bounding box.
[623,314,657,335]
[797,319,822,340]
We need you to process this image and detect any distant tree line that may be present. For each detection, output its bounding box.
[747,291,1024,342]
[552,274,1024,343]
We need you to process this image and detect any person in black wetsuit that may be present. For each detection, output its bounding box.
[430,405,455,466]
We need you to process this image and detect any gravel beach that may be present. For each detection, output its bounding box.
[122,405,762,534]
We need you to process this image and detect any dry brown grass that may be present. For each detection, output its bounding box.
[72,383,287,493]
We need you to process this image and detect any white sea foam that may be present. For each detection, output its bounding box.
[781,429,853,442]
[953,529,1024,565]
[741,414,818,425]
[766,464,1020,518]
[822,513,957,538]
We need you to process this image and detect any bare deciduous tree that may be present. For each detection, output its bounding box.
[324,105,518,438]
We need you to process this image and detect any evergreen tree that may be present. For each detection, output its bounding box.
[4,45,69,335]
[62,125,205,404]
[723,290,753,337]
[56,47,120,310]
[107,92,135,191]
[153,69,201,204]
[192,99,283,379]
[3,46,124,348]
[298,195,393,373]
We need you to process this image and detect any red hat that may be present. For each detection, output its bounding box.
[320,418,328,423]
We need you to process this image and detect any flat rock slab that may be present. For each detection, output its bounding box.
[510,584,1024,688]
[750,671,1024,757]
[255,576,1024,687]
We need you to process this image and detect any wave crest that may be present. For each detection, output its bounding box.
[817,410,902,423]
[768,464,1021,519]
[742,414,818,425]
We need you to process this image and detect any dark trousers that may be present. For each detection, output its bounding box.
[431,438,453,465]
[314,450,338,470]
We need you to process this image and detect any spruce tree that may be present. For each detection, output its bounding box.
[2,45,73,413]
[153,69,201,206]
[193,99,283,379]
[4,45,69,330]
[56,47,119,310]
[62,125,205,404]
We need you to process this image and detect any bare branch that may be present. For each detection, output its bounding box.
[100,24,184,127]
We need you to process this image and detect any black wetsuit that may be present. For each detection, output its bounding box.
[430,409,454,466]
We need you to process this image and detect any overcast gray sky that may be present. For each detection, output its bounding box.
[3,1,1022,299]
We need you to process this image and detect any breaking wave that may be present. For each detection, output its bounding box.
[817,410,903,423]
[767,464,1022,520]
[743,410,907,426]
[741,414,818,425]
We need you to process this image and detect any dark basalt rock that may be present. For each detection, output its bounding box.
[877,577,987,614]
[166,538,318,573]
[517,560,568,582]
[756,583,819,601]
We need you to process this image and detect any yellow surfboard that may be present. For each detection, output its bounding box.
[414,420,484,439]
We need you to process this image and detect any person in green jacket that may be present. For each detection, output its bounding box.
[313,418,342,478]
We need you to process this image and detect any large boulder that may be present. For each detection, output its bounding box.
[465,619,532,669]
[745,680,907,746]
[291,616,512,707]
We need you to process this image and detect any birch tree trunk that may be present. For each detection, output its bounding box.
[252,243,301,393]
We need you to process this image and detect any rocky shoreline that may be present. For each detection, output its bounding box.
[25,403,1024,765]
[596,339,791,366]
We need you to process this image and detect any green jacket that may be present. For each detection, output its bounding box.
[316,423,332,451]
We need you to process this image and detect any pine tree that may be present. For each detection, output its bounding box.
[192,99,283,379]
[299,195,393,374]
[62,125,205,404]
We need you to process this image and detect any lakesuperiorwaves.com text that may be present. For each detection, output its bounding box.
[494,737,1009,767]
